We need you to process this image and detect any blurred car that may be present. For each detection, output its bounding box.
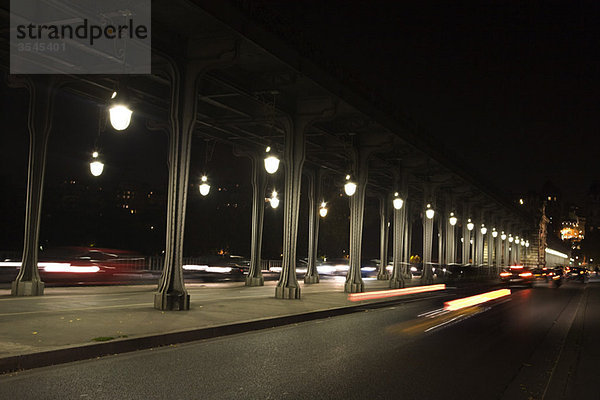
[182,254,248,282]
[500,265,535,287]
[0,247,147,284]
[532,266,564,287]
[566,266,588,282]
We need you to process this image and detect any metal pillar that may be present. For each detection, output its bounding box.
[345,147,369,293]
[503,231,510,268]
[437,212,444,268]
[403,207,412,279]
[390,193,407,288]
[421,184,435,285]
[276,98,334,299]
[11,77,58,296]
[421,206,435,285]
[495,230,502,269]
[377,194,390,280]
[475,217,484,267]
[154,63,200,310]
[445,214,456,267]
[246,152,266,286]
[155,41,237,310]
[304,169,322,284]
[275,118,306,299]
[462,212,470,266]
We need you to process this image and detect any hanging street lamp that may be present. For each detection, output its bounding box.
[425,203,435,219]
[269,190,280,209]
[319,201,328,217]
[449,212,458,226]
[89,151,104,177]
[199,175,210,196]
[108,91,132,131]
[393,192,404,210]
[344,174,357,196]
[263,146,280,174]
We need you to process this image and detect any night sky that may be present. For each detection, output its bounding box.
[1,1,599,256]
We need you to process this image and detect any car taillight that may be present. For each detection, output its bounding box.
[500,272,511,277]
[519,272,532,277]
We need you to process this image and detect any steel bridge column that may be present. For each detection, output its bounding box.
[437,203,444,269]
[404,207,412,279]
[275,118,306,299]
[304,169,321,284]
[462,206,471,266]
[11,77,59,296]
[475,215,484,267]
[421,187,435,285]
[246,152,266,286]
[377,194,390,280]
[155,41,237,310]
[345,147,369,293]
[445,214,456,267]
[390,195,407,289]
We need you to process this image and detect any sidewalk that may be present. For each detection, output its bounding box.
[0,277,459,374]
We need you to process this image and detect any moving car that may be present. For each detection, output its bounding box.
[500,265,535,287]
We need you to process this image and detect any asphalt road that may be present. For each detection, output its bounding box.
[0,281,595,400]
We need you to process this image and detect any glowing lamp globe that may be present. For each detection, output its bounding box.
[467,219,474,231]
[425,204,434,219]
[199,176,210,196]
[344,175,357,196]
[263,147,280,174]
[109,105,132,131]
[481,225,487,235]
[492,229,498,238]
[270,191,279,209]
[501,233,507,241]
[508,235,514,243]
[89,151,104,177]
[319,202,328,217]
[393,192,403,210]
[449,213,458,226]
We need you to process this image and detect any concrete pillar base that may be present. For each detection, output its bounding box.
[11,280,44,296]
[377,272,390,280]
[389,278,405,289]
[245,276,264,287]
[275,285,301,299]
[304,274,319,284]
[153,291,190,311]
[344,281,364,293]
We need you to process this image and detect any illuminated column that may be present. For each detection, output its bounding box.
[403,207,412,276]
[304,169,322,284]
[275,117,307,299]
[437,207,444,268]
[276,98,334,299]
[475,216,484,267]
[495,227,503,268]
[390,187,407,289]
[345,146,370,293]
[156,43,237,310]
[246,152,266,287]
[486,221,494,269]
[445,211,456,266]
[421,187,435,285]
[503,230,510,267]
[462,205,471,266]
[11,76,59,296]
[377,194,391,280]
